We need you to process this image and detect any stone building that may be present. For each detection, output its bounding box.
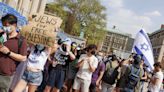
[149,24,164,68]
[101,29,134,58]
[1,0,47,17]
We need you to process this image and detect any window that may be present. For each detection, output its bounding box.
[157,48,161,54]
[153,48,156,55]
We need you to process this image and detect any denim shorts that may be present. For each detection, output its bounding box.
[47,68,65,89]
[22,70,43,86]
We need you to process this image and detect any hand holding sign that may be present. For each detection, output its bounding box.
[21,14,62,47]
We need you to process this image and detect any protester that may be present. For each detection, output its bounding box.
[13,44,51,92]
[148,62,163,92]
[118,54,143,92]
[37,40,59,92]
[101,54,119,92]
[73,44,98,92]
[0,14,27,92]
[89,51,105,92]
[65,42,78,92]
[44,38,75,92]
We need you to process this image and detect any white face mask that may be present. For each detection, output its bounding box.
[3,26,11,33]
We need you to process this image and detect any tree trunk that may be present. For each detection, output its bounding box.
[64,12,75,34]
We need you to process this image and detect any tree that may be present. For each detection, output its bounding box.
[46,0,107,45]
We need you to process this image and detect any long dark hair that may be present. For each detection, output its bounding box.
[34,45,46,54]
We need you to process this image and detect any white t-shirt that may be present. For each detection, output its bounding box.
[148,71,163,92]
[27,47,49,70]
[76,54,98,81]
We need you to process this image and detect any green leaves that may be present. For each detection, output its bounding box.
[46,0,107,45]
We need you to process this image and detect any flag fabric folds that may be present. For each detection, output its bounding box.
[133,29,154,71]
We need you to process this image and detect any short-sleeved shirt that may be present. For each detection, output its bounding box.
[92,61,105,83]
[148,71,163,92]
[53,47,69,66]
[76,54,98,81]
[27,47,49,70]
[51,47,70,70]
[0,34,27,76]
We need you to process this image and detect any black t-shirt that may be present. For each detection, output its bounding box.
[51,48,70,70]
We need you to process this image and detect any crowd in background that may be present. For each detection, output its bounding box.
[0,14,163,92]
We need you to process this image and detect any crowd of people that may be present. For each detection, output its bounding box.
[0,14,163,92]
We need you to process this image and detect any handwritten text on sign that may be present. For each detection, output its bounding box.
[31,14,62,29]
[21,14,62,47]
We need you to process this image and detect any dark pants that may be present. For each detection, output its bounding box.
[0,75,13,92]
[47,68,65,90]
[89,82,96,92]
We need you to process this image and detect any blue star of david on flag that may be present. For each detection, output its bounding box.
[141,43,149,51]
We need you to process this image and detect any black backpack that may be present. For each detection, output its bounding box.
[18,36,23,53]
[102,61,119,85]
[15,36,24,66]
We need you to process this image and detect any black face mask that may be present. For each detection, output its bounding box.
[91,51,96,55]
[62,45,67,52]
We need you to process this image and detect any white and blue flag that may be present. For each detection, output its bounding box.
[132,29,154,71]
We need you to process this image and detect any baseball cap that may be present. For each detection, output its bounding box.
[62,38,72,45]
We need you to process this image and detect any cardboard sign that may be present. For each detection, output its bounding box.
[30,14,62,29]
[21,14,62,47]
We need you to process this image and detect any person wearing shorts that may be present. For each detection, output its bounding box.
[13,44,51,92]
[73,44,98,92]
[44,38,75,92]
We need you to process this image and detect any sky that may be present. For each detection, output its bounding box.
[47,0,164,37]
[101,0,164,37]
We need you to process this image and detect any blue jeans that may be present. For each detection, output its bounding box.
[22,70,43,86]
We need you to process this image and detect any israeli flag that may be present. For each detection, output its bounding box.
[132,29,154,71]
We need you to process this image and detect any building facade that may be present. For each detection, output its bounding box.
[1,0,47,17]
[101,29,134,58]
[149,25,164,68]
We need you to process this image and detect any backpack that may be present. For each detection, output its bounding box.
[102,61,119,85]
[126,65,141,89]
[15,36,23,66]
[18,36,23,53]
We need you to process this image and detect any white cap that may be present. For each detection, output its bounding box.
[63,38,72,45]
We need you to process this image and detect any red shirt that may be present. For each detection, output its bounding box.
[0,34,27,76]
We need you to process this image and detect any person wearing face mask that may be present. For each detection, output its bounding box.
[0,14,27,92]
[65,42,78,92]
[117,54,144,92]
[73,44,98,92]
[44,38,75,92]
[13,44,51,92]
[89,51,106,92]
